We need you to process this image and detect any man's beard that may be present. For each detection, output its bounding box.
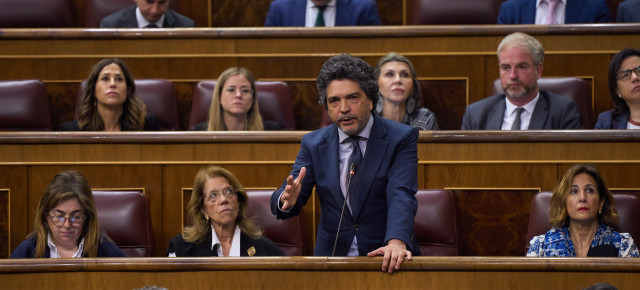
[503,81,534,99]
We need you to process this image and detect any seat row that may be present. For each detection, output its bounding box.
[93,188,640,257]
[0,79,296,131]
[0,77,595,131]
[0,0,630,28]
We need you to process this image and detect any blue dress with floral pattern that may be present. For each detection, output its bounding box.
[527,224,639,257]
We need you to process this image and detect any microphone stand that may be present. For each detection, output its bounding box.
[332,163,355,256]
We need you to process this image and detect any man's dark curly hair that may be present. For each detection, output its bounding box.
[317,54,378,110]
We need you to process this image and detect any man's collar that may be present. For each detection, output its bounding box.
[136,7,165,28]
[338,113,374,143]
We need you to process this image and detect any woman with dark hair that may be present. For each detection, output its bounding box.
[10,170,125,258]
[373,52,439,130]
[167,166,284,256]
[194,67,281,131]
[595,48,640,129]
[60,58,159,131]
[527,164,638,257]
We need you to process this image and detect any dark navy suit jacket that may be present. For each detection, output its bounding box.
[617,0,640,23]
[595,109,629,129]
[271,114,420,256]
[497,0,612,24]
[99,6,195,28]
[264,0,381,26]
[461,90,582,130]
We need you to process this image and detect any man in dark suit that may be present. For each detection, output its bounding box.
[271,54,420,273]
[497,0,611,24]
[100,0,195,28]
[617,0,640,22]
[265,0,381,27]
[461,32,581,130]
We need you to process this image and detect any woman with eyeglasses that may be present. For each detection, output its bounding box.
[167,166,284,257]
[595,48,640,129]
[193,67,282,131]
[10,170,125,258]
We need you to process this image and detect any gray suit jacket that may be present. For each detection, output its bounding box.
[99,6,195,28]
[461,90,582,130]
[617,0,640,23]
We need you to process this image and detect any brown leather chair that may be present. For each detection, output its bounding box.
[409,0,504,24]
[525,191,640,253]
[75,79,180,130]
[246,189,309,256]
[189,81,296,130]
[85,0,181,27]
[414,189,462,256]
[93,190,155,257]
[491,77,594,129]
[0,80,52,131]
[0,0,74,28]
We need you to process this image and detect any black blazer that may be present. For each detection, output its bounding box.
[192,120,283,131]
[167,230,285,257]
[99,6,195,28]
[59,114,160,131]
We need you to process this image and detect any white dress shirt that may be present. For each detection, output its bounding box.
[47,233,84,258]
[535,0,566,24]
[136,7,165,28]
[305,0,337,27]
[210,225,241,256]
[502,93,540,130]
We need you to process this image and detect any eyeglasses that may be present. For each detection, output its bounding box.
[204,187,237,202]
[616,65,640,81]
[48,214,86,226]
[225,87,253,96]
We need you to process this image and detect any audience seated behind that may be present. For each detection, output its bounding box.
[497,0,612,24]
[189,80,296,130]
[616,0,640,22]
[75,79,180,130]
[410,0,504,24]
[525,191,640,254]
[246,189,309,256]
[0,0,74,28]
[414,189,462,256]
[93,190,155,257]
[491,77,594,129]
[0,80,52,131]
[85,0,182,27]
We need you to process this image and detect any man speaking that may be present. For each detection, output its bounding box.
[271,54,420,273]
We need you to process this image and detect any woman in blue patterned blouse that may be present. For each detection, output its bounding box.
[527,164,639,257]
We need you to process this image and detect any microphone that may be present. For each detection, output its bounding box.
[332,163,355,256]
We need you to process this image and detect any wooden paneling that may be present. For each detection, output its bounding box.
[2,131,640,257]
[2,26,638,130]
[2,257,640,289]
[0,166,27,259]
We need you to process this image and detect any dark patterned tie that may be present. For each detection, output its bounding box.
[145,23,159,28]
[347,136,362,215]
[511,107,525,130]
[315,6,327,27]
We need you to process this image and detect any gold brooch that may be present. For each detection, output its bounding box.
[247,246,256,256]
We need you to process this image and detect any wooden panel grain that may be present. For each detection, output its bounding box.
[2,257,640,289]
[0,166,28,258]
[451,189,538,256]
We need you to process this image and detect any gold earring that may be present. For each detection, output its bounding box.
[204,215,209,221]
[598,210,602,215]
